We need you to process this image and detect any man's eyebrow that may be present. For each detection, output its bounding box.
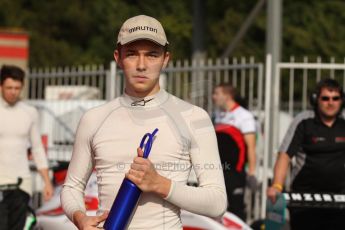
[124,48,163,54]
[148,49,164,54]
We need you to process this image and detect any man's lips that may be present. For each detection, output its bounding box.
[133,76,149,81]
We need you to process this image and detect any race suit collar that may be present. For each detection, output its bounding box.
[120,88,169,108]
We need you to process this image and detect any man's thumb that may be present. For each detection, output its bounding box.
[98,211,109,221]
[137,147,144,157]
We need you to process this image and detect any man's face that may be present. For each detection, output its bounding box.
[317,87,342,118]
[114,40,169,94]
[0,78,23,105]
[212,87,230,109]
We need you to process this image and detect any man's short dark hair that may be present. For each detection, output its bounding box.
[215,83,248,108]
[316,78,343,97]
[0,65,25,85]
[216,83,238,98]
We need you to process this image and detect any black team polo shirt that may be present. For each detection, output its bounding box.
[279,111,345,193]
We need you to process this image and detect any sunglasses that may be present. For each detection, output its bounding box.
[320,96,341,101]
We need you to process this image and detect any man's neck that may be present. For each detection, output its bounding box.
[0,96,17,106]
[319,114,337,127]
[224,100,237,111]
[125,85,160,98]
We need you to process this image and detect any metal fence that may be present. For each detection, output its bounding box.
[163,57,264,114]
[28,64,112,100]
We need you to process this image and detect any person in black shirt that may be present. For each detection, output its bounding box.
[267,78,345,230]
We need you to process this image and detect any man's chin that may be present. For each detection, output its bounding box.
[129,83,157,95]
[4,98,18,105]
[9,101,18,105]
[321,111,339,119]
[133,85,151,92]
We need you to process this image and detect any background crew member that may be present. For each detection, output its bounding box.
[0,65,53,230]
[267,78,345,230]
[212,83,257,220]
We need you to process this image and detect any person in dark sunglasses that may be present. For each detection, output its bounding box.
[320,95,340,101]
[267,78,345,230]
[316,83,344,121]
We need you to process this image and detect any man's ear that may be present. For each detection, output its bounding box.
[114,50,123,69]
[162,52,170,69]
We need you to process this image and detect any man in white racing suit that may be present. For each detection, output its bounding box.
[61,15,227,230]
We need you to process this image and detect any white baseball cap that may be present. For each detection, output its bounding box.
[117,15,169,46]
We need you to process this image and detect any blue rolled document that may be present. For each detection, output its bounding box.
[104,128,159,230]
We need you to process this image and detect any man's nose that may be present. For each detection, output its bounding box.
[137,55,146,72]
[327,101,335,106]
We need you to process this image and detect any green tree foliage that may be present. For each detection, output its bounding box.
[0,0,345,67]
[283,0,345,62]
[206,0,266,59]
